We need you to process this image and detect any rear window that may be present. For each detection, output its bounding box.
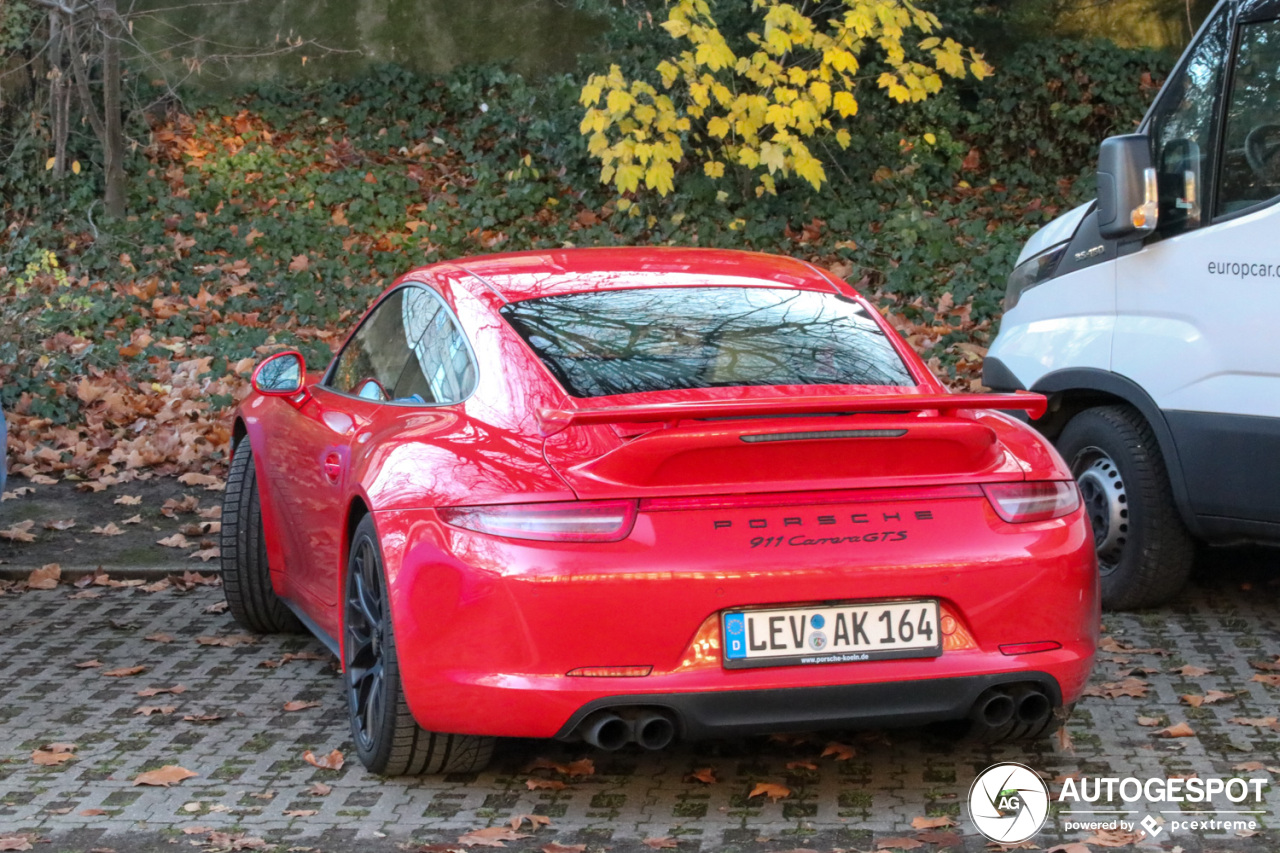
[500,286,914,398]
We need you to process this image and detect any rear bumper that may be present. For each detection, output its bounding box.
[555,671,1063,740]
[373,491,1099,739]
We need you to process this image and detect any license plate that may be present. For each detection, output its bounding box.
[721,600,941,669]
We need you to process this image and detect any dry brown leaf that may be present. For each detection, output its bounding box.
[525,757,594,777]
[284,809,318,817]
[43,519,76,531]
[1085,826,1146,846]
[283,700,321,712]
[820,741,855,760]
[26,564,60,589]
[74,659,101,669]
[1097,636,1166,655]
[302,749,344,771]
[133,764,198,786]
[79,809,107,816]
[641,839,678,850]
[456,827,531,847]
[747,782,791,801]
[1154,721,1196,738]
[140,579,171,593]
[182,713,223,723]
[909,815,955,829]
[307,782,332,796]
[1083,676,1149,699]
[121,514,142,525]
[915,831,960,845]
[1136,716,1163,726]
[91,523,124,537]
[786,761,818,771]
[1252,673,1280,687]
[135,705,177,716]
[686,767,716,784]
[1229,716,1279,728]
[178,472,221,488]
[525,779,565,791]
[0,521,37,543]
[102,665,147,678]
[1055,724,1074,753]
[875,838,923,850]
[508,815,552,830]
[0,836,33,851]
[541,844,586,853]
[1171,664,1213,676]
[136,684,186,697]
[157,533,192,548]
[114,495,142,505]
[31,743,76,766]
[195,634,257,647]
[189,548,219,562]
[144,633,175,643]
[161,495,200,517]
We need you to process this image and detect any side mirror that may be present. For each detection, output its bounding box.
[1097,134,1158,240]
[251,351,306,396]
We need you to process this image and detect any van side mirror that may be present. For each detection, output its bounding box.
[1097,134,1158,240]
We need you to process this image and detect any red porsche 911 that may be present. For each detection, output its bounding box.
[222,247,1098,775]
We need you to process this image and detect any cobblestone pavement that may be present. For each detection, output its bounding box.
[0,553,1277,853]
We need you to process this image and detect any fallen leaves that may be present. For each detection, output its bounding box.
[0,521,37,543]
[525,779,565,791]
[1229,716,1279,728]
[195,634,257,647]
[909,815,955,829]
[1181,690,1235,707]
[90,523,125,536]
[820,741,855,760]
[525,757,594,777]
[1083,677,1149,699]
[1136,715,1163,726]
[686,767,716,784]
[0,836,34,851]
[133,764,198,786]
[1252,672,1280,688]
[177,472,222,489]
[114,494,142,505]
[1171,664,1213,677]
[31,743,76,766]
[874,838,923,850]
[157,532,192,548]
[102,665,147,678]
[137,684,187,697]
[283,700,321,712]
[42,519,76,531]
[540,845,585,853]
[747,782,791,801]
[25,564,61,589]
[508,815,552,831]
[307,781,332,796]
[302,749,345,771]
[135,705,177,716]
[1153,721,1196,738]
[641,839,678,850]
[456,827,531,847]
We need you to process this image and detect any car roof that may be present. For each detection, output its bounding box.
[426,247,842,303]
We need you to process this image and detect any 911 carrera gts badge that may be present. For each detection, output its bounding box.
[714,508,935,548]
[713,509,935,529]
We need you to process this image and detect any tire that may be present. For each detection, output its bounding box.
[220,439,304,634]
[344,515,495,775]
[1056,405,1194,610]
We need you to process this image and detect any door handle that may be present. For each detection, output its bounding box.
[323,453,342,483]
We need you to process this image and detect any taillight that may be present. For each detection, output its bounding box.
[982,481,1080,523]
[438,500,638,542]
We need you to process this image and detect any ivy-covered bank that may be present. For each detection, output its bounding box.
[0,21,1166,482]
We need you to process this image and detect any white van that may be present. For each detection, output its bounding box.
[984,0,1280,609]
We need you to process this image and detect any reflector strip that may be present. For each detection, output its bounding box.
[566,666,653,677]
[640,484,983,512]
[999,641,1062,656]
[740,429,907,443]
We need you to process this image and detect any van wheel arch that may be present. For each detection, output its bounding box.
[1029,369,1199,539]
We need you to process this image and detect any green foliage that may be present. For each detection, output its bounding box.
[0,22,1168,470]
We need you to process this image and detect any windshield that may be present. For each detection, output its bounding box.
[500,286,914,398]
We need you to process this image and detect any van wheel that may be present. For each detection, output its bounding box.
[1056,405,1194,609]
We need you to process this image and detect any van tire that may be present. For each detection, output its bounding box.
[1056,405,1194,610]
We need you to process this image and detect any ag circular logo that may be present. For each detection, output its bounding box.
[968,762,1050,843]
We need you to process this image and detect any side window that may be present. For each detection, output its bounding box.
[1147,9,1230,237]
[328,286,476,405]
[1216,18,1280,216]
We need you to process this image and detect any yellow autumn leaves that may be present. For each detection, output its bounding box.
[579,0,992,196]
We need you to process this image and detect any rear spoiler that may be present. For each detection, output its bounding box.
[537,391,1047,435]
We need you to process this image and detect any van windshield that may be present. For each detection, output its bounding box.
[500,286,914,398]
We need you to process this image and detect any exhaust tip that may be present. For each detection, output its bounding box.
[972,691,1016,728]
[580,712,631,751]
[634,712,676,750]
[1014,689,1052,726]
